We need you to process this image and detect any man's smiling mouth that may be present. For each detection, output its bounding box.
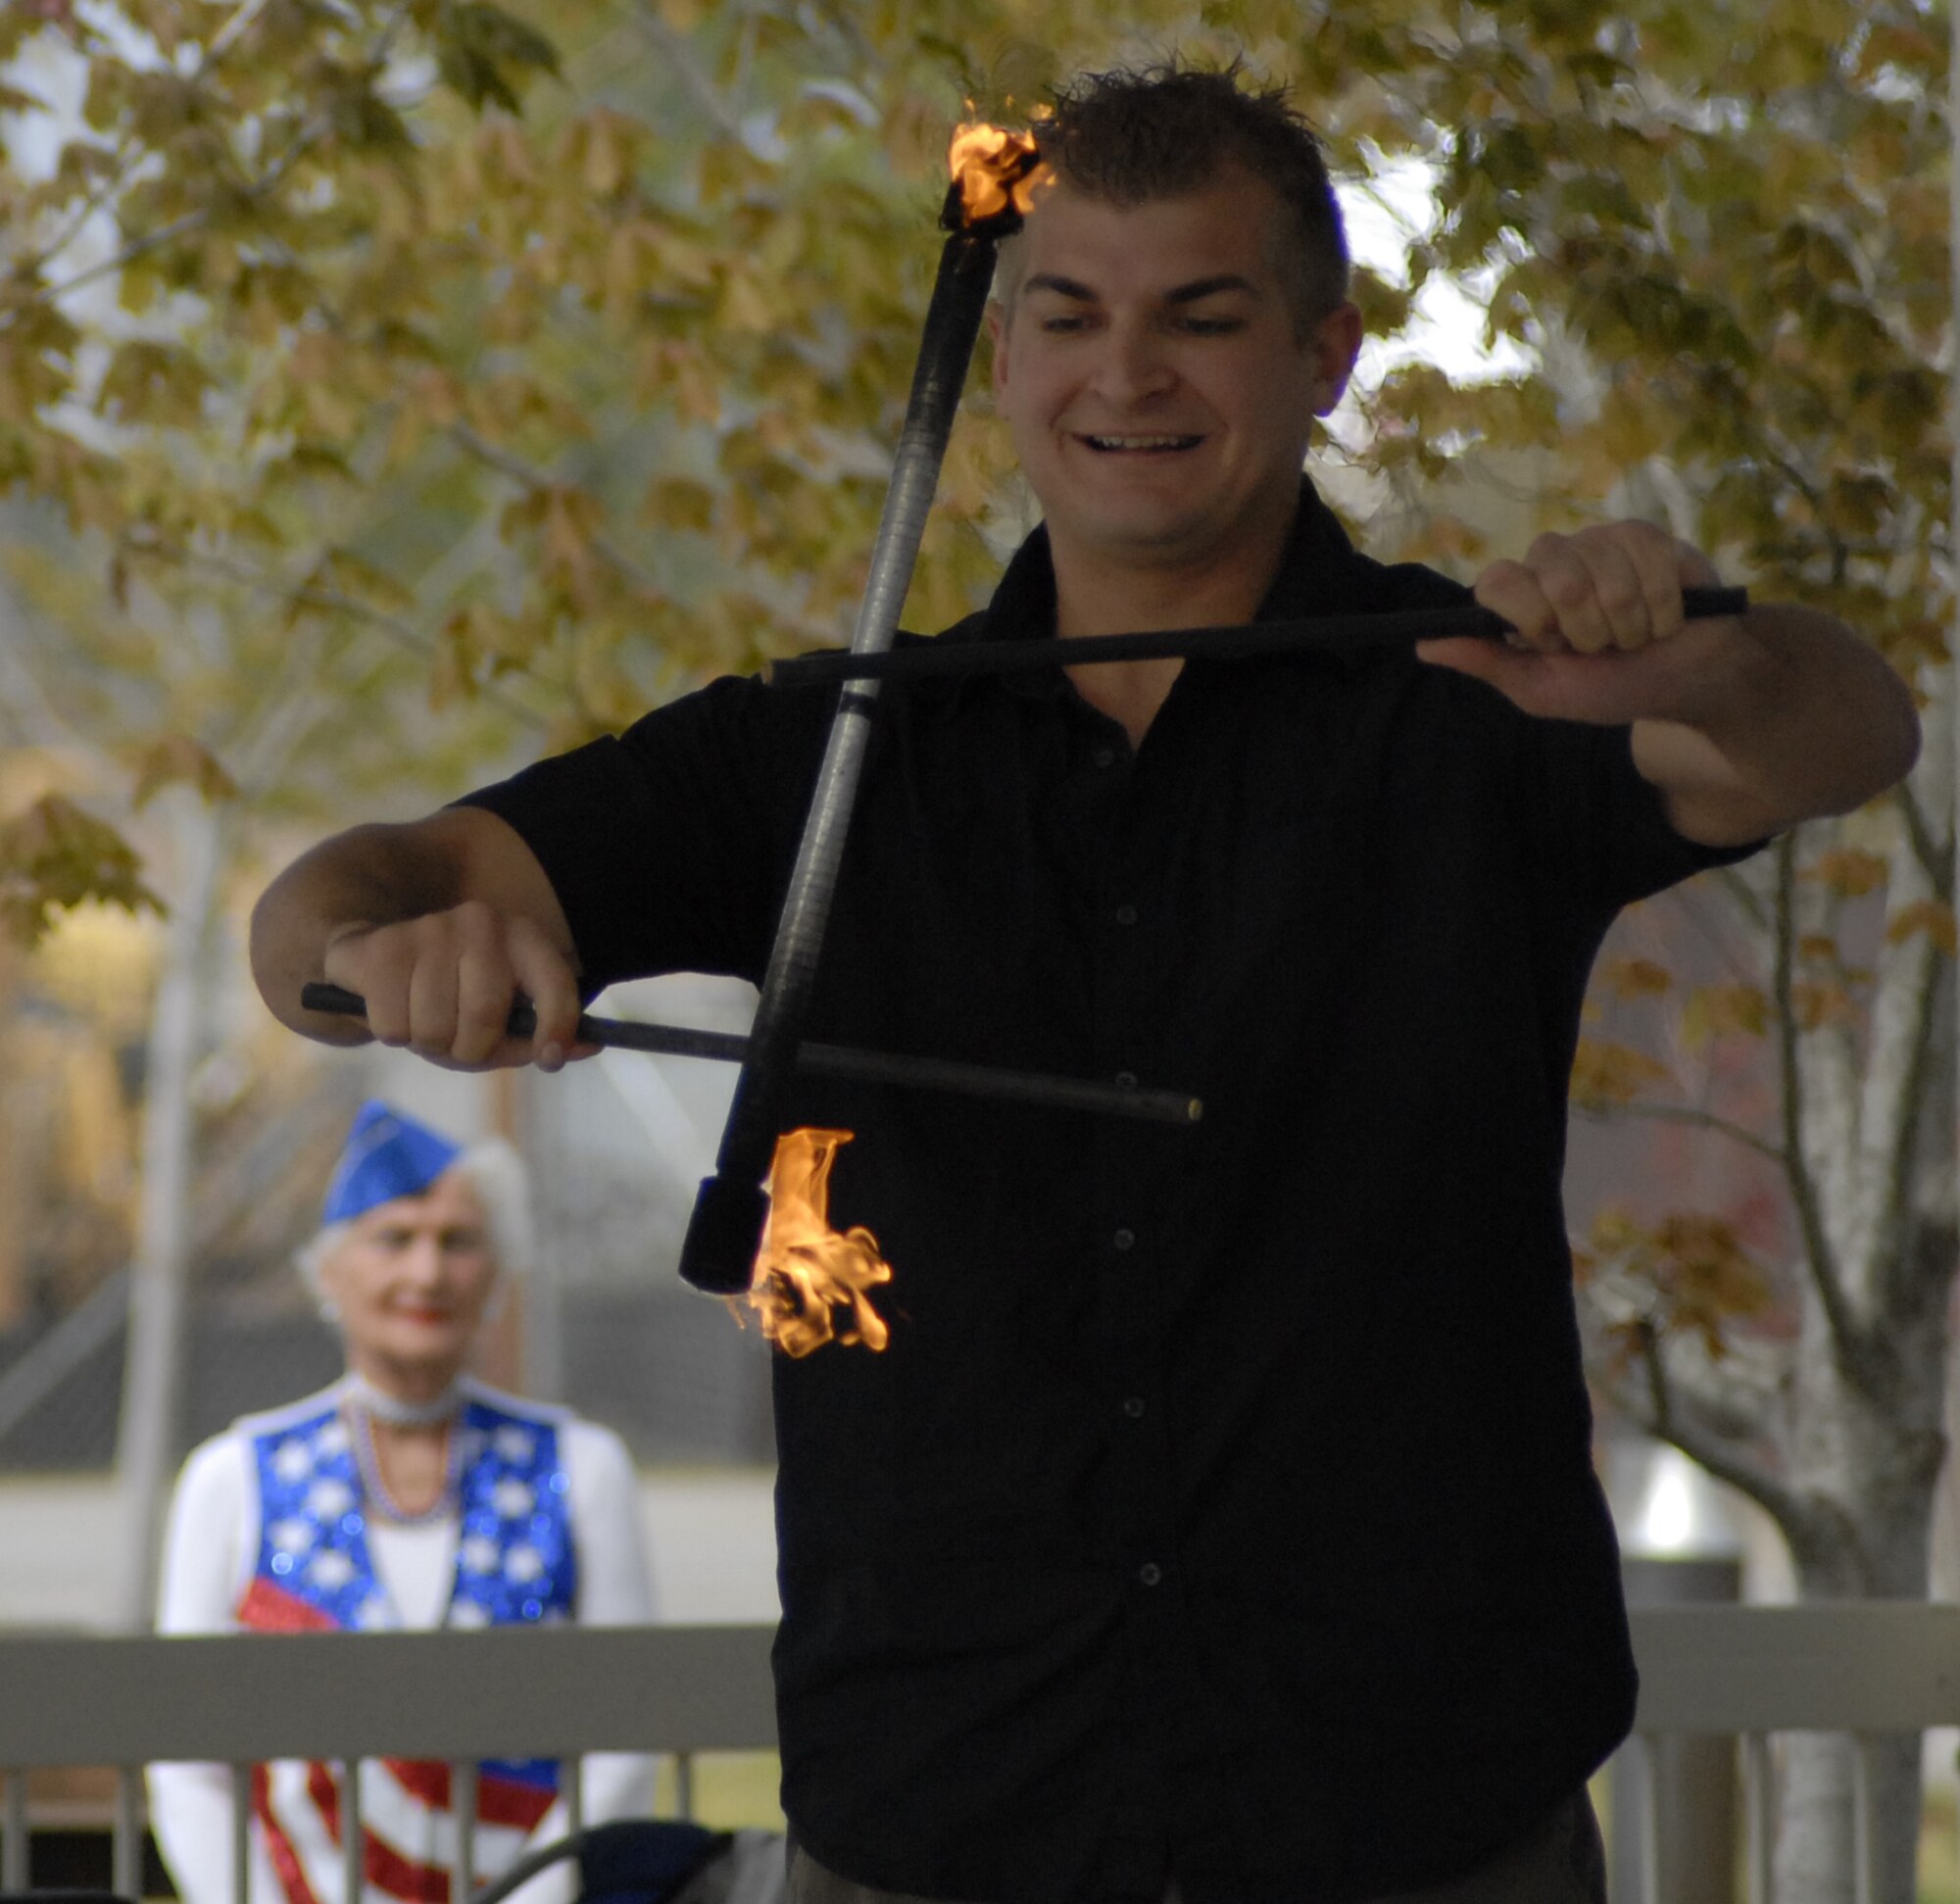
[1079,433,1203,453]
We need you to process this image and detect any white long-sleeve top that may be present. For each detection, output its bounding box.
[148,1380,659,1904]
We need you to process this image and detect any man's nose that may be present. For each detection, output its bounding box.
[1094,320,1174,403]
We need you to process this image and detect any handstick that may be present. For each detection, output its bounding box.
[299,983,1202,1126]
[764,588,1754,688]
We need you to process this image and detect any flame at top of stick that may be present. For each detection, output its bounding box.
[947,122,1053,228]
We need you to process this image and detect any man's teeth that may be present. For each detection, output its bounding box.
[1084,434,1201,451]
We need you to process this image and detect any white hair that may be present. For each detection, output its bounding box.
[294,1137,534,1313]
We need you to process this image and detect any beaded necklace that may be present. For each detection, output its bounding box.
[346,1392,465,1528]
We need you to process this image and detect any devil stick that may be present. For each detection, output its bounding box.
[676,138,1049,1294]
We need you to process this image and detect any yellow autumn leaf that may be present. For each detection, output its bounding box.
[1885,901,1957,956]
[1570,1038,1671,1104]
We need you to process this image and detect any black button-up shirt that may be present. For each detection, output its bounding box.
[466,485,1760,1902]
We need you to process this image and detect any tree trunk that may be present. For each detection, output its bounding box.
[112,790,230,1632]
[1768,1289,1947,1902]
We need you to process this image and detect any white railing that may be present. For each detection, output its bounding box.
[2,1605,1957,1904]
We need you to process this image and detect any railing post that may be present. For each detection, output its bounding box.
[452,1761,478,1904]
[1740,1732,1773,1904]
[1636,1734,1664,1904]
[673,1753,695,1824]
[343,1759,364,1904]
[231,1762,253,1904]
[3,1767,27,1890]
[113,1765,143,1899]
[1850,1734,1880,1904]
[564,1758,584,1837]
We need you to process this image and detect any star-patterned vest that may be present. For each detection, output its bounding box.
[233,1382,579,1904]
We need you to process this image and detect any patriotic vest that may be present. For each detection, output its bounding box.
[234,1383,579,1904]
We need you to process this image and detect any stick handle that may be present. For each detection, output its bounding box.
[765,586,1754,687]
[297,983,1202,1126]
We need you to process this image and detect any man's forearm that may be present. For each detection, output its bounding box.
[1633,607,1921,843]
[249,822,464,1040]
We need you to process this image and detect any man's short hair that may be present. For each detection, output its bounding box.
[998,61,1351,337]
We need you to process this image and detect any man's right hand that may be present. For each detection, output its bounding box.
[252,807,593,1072]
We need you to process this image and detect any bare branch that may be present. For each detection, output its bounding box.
[1896,780,1954,903]
[1619,1327,1814,1538]
[1770,831,1875,1386]
[1574,1098,1786,1165]
[1712,861,1772,937]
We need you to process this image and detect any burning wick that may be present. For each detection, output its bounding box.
[736,1129,894,1358]
[947,122,1052,226]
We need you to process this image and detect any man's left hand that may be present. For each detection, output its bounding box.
[1414,520,1749,727]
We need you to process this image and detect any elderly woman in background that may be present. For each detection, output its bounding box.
[149,1099,658,1904]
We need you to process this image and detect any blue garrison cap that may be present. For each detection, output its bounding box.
[322,1100,464,1225]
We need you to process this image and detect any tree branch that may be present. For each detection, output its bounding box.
[1574,1098,1786,1165]
[5,0,414,324]
[1895,780,1954,904]
[1771,830,1875,1386]
[153,544,547,729]
[1712,860,1772,938]
[1612,1324,1814,1538]
[444,420,664,598]
[630,3,746,142]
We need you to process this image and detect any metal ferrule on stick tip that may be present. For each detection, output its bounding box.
[679,204,1015,1294]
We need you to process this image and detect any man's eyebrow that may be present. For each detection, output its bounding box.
[1022,272,1097,301]
[1165,273,1258,304]
[1019,271,1262,304]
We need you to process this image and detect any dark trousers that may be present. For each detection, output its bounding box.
[785,1790,1608,1904]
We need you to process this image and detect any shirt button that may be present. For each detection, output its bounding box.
[1121,1396,1146,1420]
[1114,903,1139,926]
[1112,1228,1136,1251]
[1138,1562,1163,1587]
[1093,746,1117,769]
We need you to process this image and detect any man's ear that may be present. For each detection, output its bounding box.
[1308,301,1363,416]
[986,299,1009,396]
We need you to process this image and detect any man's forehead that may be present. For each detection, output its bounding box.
[1010,171,1287,298]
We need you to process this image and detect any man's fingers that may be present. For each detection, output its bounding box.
[322,925,410,1044]
[452,937,520,1066]
[1472,559,1558,650]
[1478,523,1710,657]
[317,903,573,1070]
[506,917,584,1071]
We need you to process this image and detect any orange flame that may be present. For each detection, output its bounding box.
[736,1128,893,1358]
[948,122,1052,225]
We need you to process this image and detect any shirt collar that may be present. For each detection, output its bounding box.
[956,476,1378,706]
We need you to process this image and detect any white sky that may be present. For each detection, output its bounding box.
[1339,157,1532,385]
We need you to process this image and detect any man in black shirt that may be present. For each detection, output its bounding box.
[252,66,1918,1904]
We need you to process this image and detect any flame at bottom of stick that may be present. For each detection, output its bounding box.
[731,1128,893,1357]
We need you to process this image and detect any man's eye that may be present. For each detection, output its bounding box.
[1179,316,1243,336]
[1040,315,1090,333]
